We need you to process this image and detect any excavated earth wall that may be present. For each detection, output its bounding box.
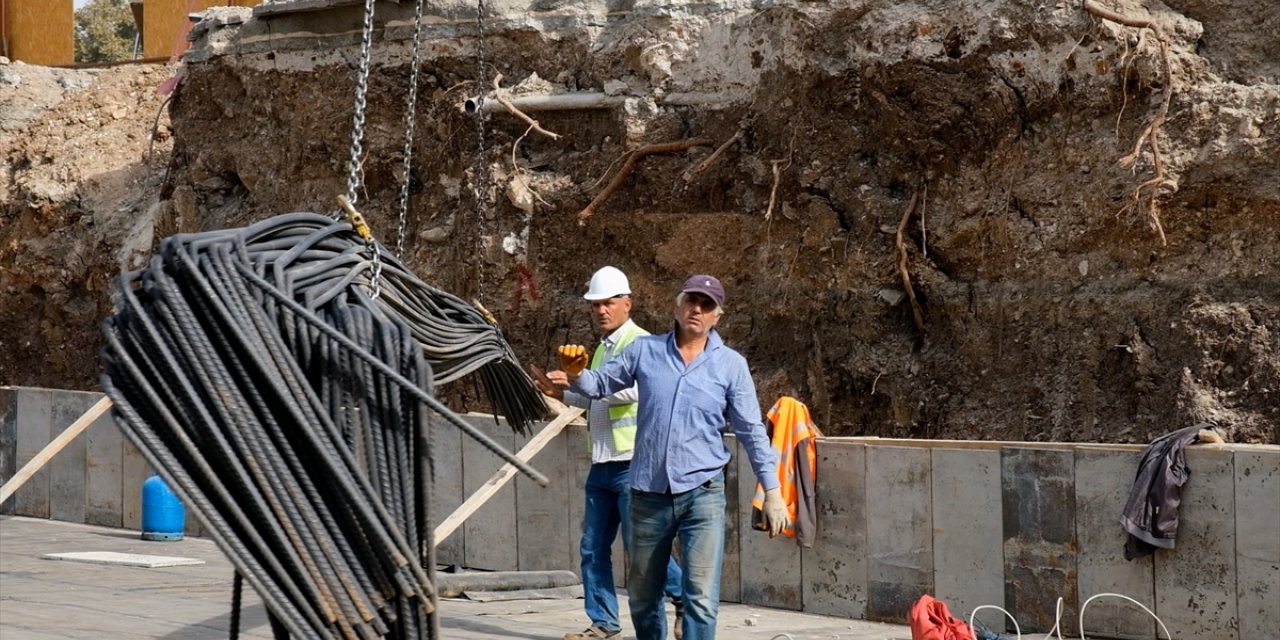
[2,0,1278,444]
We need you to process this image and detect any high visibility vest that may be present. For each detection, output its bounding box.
[589,321,648,452]
[751,396,819,546]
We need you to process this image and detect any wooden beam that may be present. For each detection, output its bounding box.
[434,403,583,547]
[0,396,112,506]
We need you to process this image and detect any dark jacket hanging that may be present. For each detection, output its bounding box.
[1120,422,1216,560]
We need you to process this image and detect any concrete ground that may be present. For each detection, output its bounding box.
[0,516,913,639]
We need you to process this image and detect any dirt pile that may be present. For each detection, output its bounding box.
[0,60,175,387]
[1,0,1276,444]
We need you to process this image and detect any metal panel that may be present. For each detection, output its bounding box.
[720,435,740,603]
[1154,447,1237,639]
[562,424,621,585]
[49,392,93,523]
[1235,449,1280,640]
[85,396,125,528]
[866,445,932,622]
[431,415,466,567]
[933,447,1003,631]
[0,387,16,515]
[1075,448,1154,638]
[1002,447,1078,635]
[802,440,867,619]
[738,435,803,610]
[122,438,150,531]
[461,415,519,570]
[14,388,53,518]
[516,420,571,572]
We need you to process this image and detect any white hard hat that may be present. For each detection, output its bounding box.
[583,266,631,301]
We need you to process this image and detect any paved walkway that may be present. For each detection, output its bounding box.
[0,516,912,639]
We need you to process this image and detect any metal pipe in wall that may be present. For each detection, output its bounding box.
[463,90,748,114]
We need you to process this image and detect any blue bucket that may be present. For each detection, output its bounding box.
[141,472,185,541]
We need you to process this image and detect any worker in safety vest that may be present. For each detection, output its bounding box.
[532,266,685,640]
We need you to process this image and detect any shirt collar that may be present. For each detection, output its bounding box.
[664,326,723,351]
[602,318,636,348]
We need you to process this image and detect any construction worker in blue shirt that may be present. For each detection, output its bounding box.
[532,266,684,640]
[547,274,788,640]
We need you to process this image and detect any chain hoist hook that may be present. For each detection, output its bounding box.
[337,195,383,299]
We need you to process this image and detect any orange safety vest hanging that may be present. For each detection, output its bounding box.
[750,396,819,546]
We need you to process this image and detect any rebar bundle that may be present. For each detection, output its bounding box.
[100,213,547,639]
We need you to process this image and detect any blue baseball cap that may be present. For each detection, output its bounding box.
[680,275,725,307]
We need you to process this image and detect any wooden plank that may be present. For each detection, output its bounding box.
[802,441,867,618]
[439,407,581,548]
[1075,449,1154,638]
[85,398,125,528]
[1002,447,1079,635]
[10,389,56,515]
[866,445,932,623]
[5,0,74,65]
[48,393,96,523]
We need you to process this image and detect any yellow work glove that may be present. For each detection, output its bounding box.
[557,344,589,379]
[763,488,788,538]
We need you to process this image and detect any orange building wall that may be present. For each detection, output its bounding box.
[2,0,75,65]
[142,0,260,59]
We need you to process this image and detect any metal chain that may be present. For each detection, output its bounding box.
[394,0,429,256]
[342,0,379,214]
[367,240,383,299]
[470,0,491,303]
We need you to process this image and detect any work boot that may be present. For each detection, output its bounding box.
[564,625,620,640]
[673,602,684,640]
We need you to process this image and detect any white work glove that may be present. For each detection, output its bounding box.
[762,488,788,538]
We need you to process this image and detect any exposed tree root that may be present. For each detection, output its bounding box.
[1083,0,1173,245]
[576,138,714,224]
[895,189,925,334]
[765,130,796,222]
[490,74,561,140]
[682,129,743,182]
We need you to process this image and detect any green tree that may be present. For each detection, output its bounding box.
[75,0,138,63]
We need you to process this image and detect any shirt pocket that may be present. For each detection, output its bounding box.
[685,380,728,426]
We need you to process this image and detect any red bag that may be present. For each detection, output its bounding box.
[909,594,976,640]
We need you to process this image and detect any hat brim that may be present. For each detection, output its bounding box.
[680,286,723,307]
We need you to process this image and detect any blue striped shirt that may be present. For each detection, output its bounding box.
[570,329,780,494]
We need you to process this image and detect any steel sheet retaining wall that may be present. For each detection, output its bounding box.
[3,386,1276,638]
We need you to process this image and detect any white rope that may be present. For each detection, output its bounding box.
[1078,592,1172,640]
[962,591,1171,640]
[968,604,1023,639]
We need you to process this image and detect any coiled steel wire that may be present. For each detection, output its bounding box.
[101,214,549,638]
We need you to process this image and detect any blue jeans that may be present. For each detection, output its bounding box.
[628,472,726,640]
[581,461,683,632]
